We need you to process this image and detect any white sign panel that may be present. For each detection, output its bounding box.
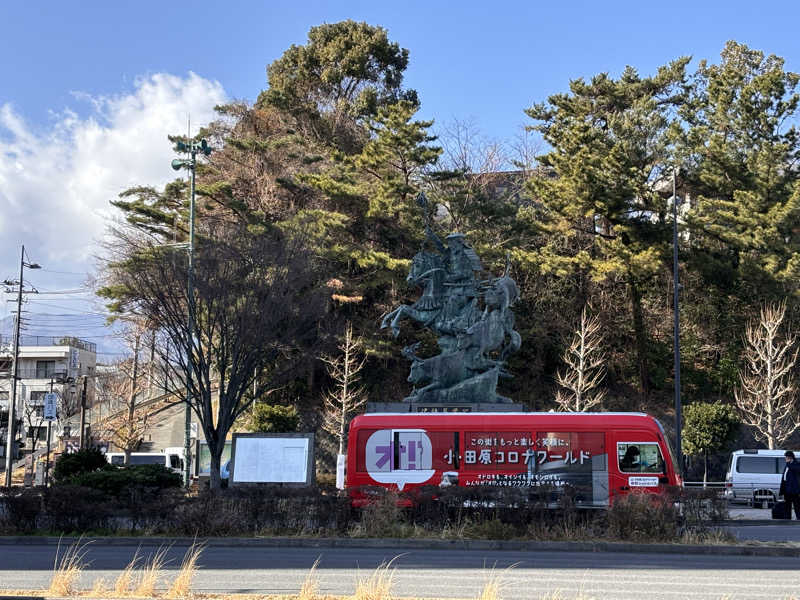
[628,476,659,487]
[232,437,309,483]
[43,392,58,421]
[69,348,79,378]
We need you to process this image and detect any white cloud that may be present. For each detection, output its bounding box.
[0,72,227,281]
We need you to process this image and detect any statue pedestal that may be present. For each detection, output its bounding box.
[366,402,525,413]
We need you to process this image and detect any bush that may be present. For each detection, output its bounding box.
[605,492,680,542]
[68,464,181,495]
[0,488,42,533]
[247,404,299,432]
[53,448,109,482]
[353,488,409,538]
[170,487,352,536]
[42,485,113,532]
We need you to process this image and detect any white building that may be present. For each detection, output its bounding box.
[0,335,96,457]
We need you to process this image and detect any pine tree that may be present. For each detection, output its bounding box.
[523,59,689,396]
[682,41,800,301]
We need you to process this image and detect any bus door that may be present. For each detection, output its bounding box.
[611,432,668,496]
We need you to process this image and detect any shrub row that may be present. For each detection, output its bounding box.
[0,484,726,541]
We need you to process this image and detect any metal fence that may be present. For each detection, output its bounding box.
[0,335,96,353]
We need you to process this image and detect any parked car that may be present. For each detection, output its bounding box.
[104,450,184,474]
[724,449,797,506]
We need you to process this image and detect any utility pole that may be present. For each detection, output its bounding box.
[3,245,40,487]
[672,168,683,479]
[172,136,211,487]
[78,376,88,449]
[125,332,141,465]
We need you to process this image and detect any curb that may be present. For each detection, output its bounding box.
[721,519,800,526]
[1,535,799,557]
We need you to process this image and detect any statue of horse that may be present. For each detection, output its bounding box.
[380,251,445,337]
[458,275,522,372]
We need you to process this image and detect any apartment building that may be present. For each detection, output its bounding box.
[0,335,96,457]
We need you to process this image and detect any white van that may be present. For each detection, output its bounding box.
[104,450,184,474]
[724,449,795,506]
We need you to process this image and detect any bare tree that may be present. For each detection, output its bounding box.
[508,125,541,178]
[432,117,519,232]
[99,220,327,488]
[555,307,607,412]
[93,323,165,463]
[22,400,45,456]
[321,322,367,456]
[94,368,143,459]
[438,117,507,175]
[735,302,799,449]
[56,383,81,439]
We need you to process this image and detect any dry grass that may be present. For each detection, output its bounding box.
[136,545,170,597]
[114,549,141,596]
[475,562,519,600]
[299,557,321,600]
[90,577,109,596]
[49,537,91,597]
[679,527,737,545]
[165,542,204,599]
[353,556,401,600]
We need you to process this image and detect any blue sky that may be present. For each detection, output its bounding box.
[1,0,799,357]
[5,1,800,141]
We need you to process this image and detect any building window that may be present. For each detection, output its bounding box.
[30,391,47,403]
[27,426,46,441]
[36,361,56,378]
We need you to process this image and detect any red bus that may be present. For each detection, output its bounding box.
[346,412,681,507]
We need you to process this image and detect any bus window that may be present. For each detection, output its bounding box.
[617,442,664,473]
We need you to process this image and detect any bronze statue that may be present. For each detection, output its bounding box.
[381,193,521,404]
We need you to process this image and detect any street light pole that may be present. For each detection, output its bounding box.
[3,245,40,487]
[672,169,683,479]
[172,138,211,488]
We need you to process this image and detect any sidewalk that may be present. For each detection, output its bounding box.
[1,533,799,557]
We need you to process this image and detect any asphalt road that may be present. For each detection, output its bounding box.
[2,542,800,599]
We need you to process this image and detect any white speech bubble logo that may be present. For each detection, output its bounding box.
[365,429,435,491]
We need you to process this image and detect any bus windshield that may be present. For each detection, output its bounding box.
[654,418,679,475]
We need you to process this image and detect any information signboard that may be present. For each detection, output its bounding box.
[69,348,79,379]
[43,392,58,421]
[231,433,315,486]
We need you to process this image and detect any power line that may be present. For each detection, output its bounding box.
[38,269,91,276]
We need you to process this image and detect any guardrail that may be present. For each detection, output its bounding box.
[683,481,726,488]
